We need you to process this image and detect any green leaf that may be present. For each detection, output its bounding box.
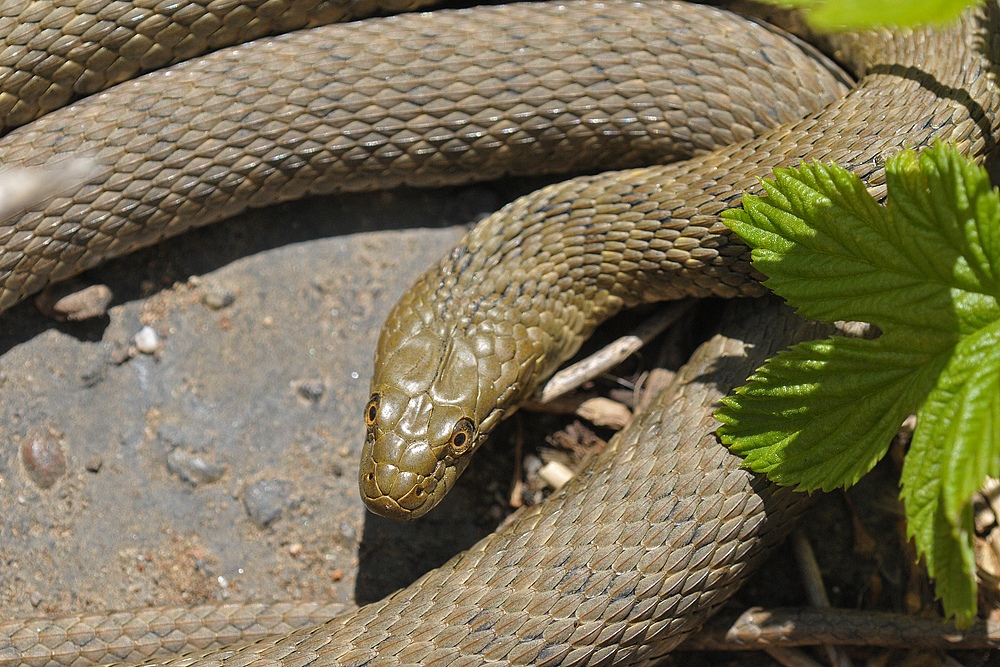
[768,0,980,29]
[719,331,948,490]
[902,317,1000,537]
[927,502,977,628]
[896,319,1000,624]
[724,161,960,332]
[718,141,1000,624]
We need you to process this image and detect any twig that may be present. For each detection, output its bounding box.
[678,607,1000,650]
[790,530,854,667]
[537,301,693,402]
[523,395,631,429]
[791,530,832,608]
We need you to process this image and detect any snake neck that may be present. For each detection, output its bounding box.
[360,252,621,519]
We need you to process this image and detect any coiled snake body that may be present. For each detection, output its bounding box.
[2,1,1000,666]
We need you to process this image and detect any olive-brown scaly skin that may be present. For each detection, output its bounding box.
[1,2,999,666]
[0,0,443,133]
[0,0,849,314]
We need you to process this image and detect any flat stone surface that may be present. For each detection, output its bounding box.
[0,182,527,617]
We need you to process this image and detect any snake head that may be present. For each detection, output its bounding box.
[360,327,510,520]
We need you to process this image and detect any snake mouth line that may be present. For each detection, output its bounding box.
[360,455,452,520]
[363,493,411,521]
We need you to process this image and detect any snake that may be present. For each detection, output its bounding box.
[358,1,1000,521]
[0,0,999,666]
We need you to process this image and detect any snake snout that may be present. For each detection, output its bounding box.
[359,430,450,520]
[361,489,412,521]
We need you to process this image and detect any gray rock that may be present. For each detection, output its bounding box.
[20,427,67,490]
[242,479,297,529]
[203,285,236,310]
[166,449,226,486]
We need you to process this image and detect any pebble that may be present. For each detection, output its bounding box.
[85,456,103,473]
[134,325,160,354]
[166,449,226,486]
[203,285,236,310]
[243,479,297,529]
[295,379,326,403]
[20,427,67,489]
[538,461,574,490]
[158,422,214,452]
[109,342,133,365]
[79,360,107,388]
[339,521,356,541]
[34,282,113,321]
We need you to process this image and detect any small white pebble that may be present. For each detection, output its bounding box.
[538,461,574,490]
[217,575,229,588]
[288,542,303,556]
[134,325,159,354]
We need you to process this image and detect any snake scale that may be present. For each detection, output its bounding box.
[1,0,999,666]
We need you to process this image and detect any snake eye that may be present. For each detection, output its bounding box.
[448,417,476,456]
[365,394,380,428]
